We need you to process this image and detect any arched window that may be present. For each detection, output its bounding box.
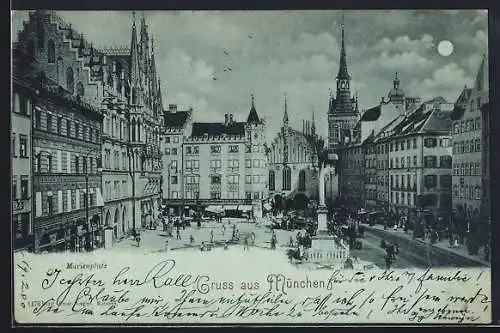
[37,19,45,49]
[298,170,306,191]
[283,166,291,191]
[47,39,56,63]
[66,67,74,93]
[269,170,275,191]
[76,82,84,97]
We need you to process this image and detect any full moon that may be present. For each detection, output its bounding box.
[438,40,454,56]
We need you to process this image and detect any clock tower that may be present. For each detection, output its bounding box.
[327,19,360,152]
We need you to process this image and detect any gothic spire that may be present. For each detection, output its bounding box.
[337,16,350,80]
[130,11,141,98]
[283,94,289,126]
[157,77,164,111]
[311,109,316,135]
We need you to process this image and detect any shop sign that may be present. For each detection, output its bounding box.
[13,200,24,212]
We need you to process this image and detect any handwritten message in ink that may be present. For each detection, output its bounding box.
[13,252,491,324]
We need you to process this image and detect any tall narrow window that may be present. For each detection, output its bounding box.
[47,154,53,173]
[37,18,45,49]
[298,170,306,191]
[76,82,84,97]
[269,170,275,191]
[48,39,55,63]
[66,67,74,93]
[283,166,291,191]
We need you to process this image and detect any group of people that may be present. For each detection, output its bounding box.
[380,239,399,269]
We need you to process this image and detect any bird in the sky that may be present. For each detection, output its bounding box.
[223,49,230,55]
[248,34,253,39]
[212,76,218,80]
[223,66,232,72]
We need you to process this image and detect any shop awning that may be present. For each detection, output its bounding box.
[205,205,224,213]
[238,205,253,212]
[223,205,238,210]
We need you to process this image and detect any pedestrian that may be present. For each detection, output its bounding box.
[224,241,229,250]
[165,239,169,251]
[136,234,141,247]
[200,241,205,252]
[176,228,181,240]
[210,230,214,243]
[244,237,249,251]
[385,254,392,270]
[222,224,226,236]
[190,235,194,246]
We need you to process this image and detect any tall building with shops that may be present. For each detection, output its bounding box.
[161,104,193,216]
[327,22,359,153]
[171,97,268,217]
[451,54,489,245]
[12,70,34,252]
[13,11,105,253]
[338,74,411,213]
[385,98,453,226]
[12,11,164,250]
[268,96,320,211]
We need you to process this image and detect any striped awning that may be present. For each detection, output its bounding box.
[205,205,224,214]
[237,205,253,212]
[223,205,238,210]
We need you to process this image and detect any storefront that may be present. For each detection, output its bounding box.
[38,227,67,253]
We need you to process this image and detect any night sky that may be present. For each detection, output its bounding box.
[12,10,488,142]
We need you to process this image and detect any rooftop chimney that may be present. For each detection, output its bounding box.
[169,104,177,113]
[229,114,234,124]
[224,114,229,126]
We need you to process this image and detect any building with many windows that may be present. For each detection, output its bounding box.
[451,54,489,247]
[13,11,105,253]
[268,96,320,212]
[170,97,268,217]
[385,97,453,227]
[161,104,193,216]
[12,11,164,250]
[12,72,34,252]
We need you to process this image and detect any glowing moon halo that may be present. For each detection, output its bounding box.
[437,40,454,56]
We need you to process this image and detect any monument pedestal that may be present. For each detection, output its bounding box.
[308,205,349,263]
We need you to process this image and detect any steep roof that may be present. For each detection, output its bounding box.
[247,95,261,123]
[389,97,451,137]
[191,122,245,137]
[164,110,191,128]
[360,105,381,121]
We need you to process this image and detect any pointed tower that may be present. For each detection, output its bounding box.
[475,54,488,93]
[129,11,141,105]
[247,94,261,124]
[336,21,351,94]
[327,16,360,152]
[311,109,316,137]
[157,76,164,112]
[283,94,289,129]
